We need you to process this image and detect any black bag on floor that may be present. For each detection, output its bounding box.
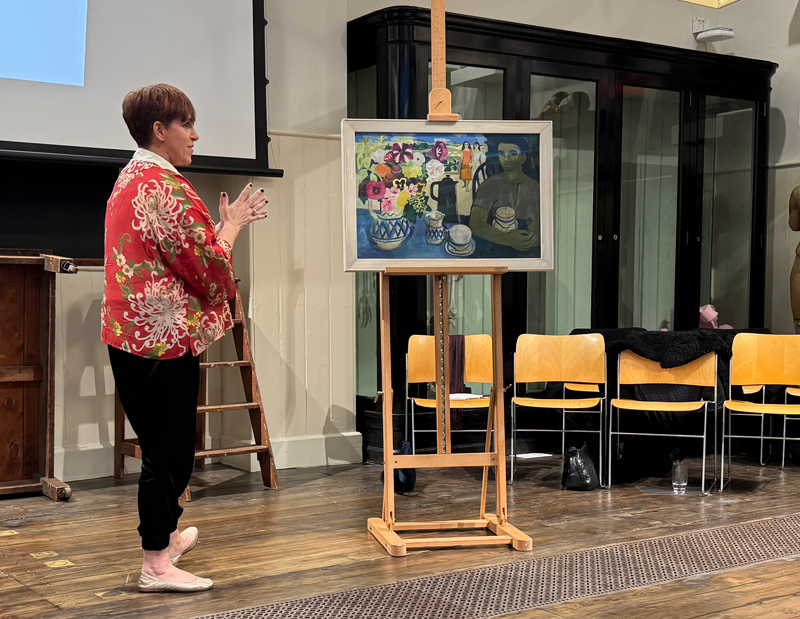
[561,443,600,491]
[381,440,416,494]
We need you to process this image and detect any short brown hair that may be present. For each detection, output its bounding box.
[122,84,196,148]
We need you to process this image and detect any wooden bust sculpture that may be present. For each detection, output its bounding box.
[789,186,800,332]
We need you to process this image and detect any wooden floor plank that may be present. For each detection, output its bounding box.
[1,456,800,618]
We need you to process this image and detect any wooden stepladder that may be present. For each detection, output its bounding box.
[367,267,532,556]
[114,285,278,500]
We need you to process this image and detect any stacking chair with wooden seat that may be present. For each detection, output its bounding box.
[510,333,606,483]
[722,334,800,489]
[608,351,718,494]
[406,334,493,454]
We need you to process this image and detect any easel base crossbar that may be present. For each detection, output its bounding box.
[368,515,532,556]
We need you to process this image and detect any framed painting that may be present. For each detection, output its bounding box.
[342,119,553,272]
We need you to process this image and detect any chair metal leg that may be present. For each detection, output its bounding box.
[720,406,727,493]
[607,404,614,489]
[759,413,767,466]
[701,403,708,495]
[510,400,516,483]
[599,400,605,488]
[411,400,416,455]
[713,401,718,490]
[783,415,788,469]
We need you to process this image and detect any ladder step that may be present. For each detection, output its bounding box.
[195,445,271,459]
[199,361,250,369]
[197,402,260,413]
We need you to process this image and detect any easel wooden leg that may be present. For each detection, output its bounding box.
[491,273,508,523]
[368,517,406,556]
[379,272,397,528]
[480,387,495,519]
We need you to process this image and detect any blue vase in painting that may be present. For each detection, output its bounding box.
[370,211,411,251]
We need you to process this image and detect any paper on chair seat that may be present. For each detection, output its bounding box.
[450,393,489,400]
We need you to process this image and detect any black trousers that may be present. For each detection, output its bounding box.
[108,345,199,551]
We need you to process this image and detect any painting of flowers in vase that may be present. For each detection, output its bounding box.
[342,119,554,272]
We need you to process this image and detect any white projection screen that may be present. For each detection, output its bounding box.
[0,0,274,174]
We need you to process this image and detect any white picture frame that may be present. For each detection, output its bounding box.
[342,119,554,272]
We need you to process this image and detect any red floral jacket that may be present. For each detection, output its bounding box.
[101,149,235,359]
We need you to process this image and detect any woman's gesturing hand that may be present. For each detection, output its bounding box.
[216,183,268,248]
[219,184,268,232]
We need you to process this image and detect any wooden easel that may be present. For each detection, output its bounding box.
[367,0,531,555]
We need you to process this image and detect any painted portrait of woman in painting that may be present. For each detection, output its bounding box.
[469,134,540,255]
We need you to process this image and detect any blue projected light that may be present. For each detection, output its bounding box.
[0,0,88,86]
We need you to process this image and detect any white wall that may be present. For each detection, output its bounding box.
[266,2,348,134]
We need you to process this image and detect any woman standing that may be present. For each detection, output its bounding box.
[102,84,268,592]
[460,140,473,189]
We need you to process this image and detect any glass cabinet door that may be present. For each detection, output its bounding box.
[700,96,755,329]
[528,74,597,336]
[428,63,504,120]
[618,85,681,330]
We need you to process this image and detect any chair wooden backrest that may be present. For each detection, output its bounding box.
[407,334,493,385]
[515,334,605,385]
[730,334,800,389]
[464,334,493,384]
[407,335,436,384]
[618,351,716,387]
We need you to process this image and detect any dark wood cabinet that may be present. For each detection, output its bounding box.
[0,251,73,500]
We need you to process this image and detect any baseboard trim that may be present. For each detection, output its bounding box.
[54,432,362,481]
[55,443,141,482]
